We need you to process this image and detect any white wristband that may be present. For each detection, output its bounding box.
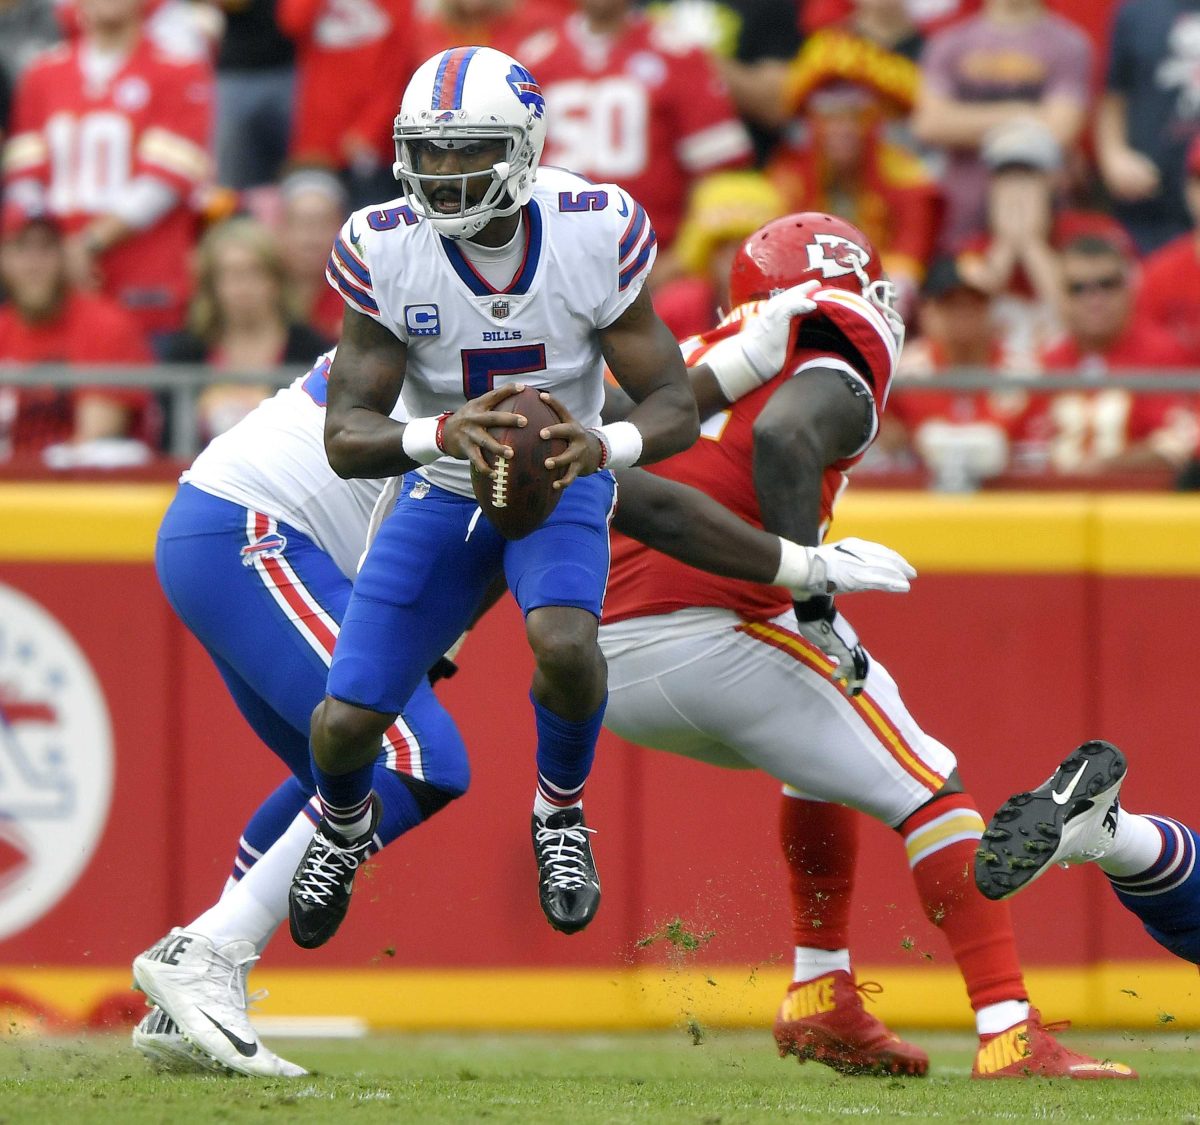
[773,537,820,594]
[597,420,643,470]
[701,335,768,403]
[401,416,443,464]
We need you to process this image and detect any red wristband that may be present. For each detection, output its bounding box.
[587,427,609,469]
[434,411,453,453]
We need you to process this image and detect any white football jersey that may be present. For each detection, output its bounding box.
[325,166,658,496]
[183,350,407,580]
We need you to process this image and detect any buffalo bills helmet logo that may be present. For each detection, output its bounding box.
[507,64,545,119]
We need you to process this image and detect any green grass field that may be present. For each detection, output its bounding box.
[3,1028,1199,1123]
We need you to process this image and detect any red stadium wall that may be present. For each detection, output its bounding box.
[1,485,1198,1030]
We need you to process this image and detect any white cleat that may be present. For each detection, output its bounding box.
[975,740,1127,901]
[132,1007,224,1074]
[131,929,308,1078]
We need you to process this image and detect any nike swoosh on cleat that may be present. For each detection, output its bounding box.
[1051,766,1088,805]
[199,1010,259,1057]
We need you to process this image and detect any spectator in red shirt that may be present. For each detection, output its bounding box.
[803,0,980,39]
[278,0,413,206]
[1020,234,1199,476]
[883,255,1027,487]
[652,170,785,340]
[766,31,939,310]
[1138,134,1200,365]
[408,0,565,61]
[1,0,214,337]
[0,206,154,461]
[514,0,753,256]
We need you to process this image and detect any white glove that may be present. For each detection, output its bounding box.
[774,536,916,597]
[702,280,822,402]
[794,602,869,696]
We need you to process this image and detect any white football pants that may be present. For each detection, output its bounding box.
[599,607,958,828]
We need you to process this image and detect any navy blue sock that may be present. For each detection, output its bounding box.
[532,690,605,808]
[1110,817,1200,965]
[310,748,377,839]
[230,776,312,882]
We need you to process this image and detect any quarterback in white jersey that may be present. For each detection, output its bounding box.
[287,43,702,949]
[133,319,916,1077]
[326,163,654,500]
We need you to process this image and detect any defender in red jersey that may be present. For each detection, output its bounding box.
[601,212,1134,1080]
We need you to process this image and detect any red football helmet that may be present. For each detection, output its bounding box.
[728,212,903,345]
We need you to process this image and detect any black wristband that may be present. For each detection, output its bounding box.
[793,594,834,622]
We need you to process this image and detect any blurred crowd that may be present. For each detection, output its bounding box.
[2,0,1200,488]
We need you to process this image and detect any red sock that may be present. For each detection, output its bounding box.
[781,793,858,950]
[900,792,1028,1010]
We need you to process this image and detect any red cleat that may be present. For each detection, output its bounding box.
[972,1008,1137,1079]
[773,971,929,1077]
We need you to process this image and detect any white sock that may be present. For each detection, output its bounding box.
[533,792,580,821]
[975,999,1030,1037]
[1097,809,1164,877]
[792,946,851,983]
[190,808,318,951]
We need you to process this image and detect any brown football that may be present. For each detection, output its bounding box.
[470,386,567,540]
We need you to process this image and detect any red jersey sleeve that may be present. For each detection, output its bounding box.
[2,61,53,190]
[134,57,213,193]
[276,0,326,41]
[668,46,753,176]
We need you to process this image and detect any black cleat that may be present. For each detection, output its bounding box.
[532,807,601,934]
[288,797,379,949]
[975,740,1127,902]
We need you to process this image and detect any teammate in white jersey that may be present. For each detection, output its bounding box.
[286,44,704,948]
[130,335,915,1077]
[130,353,473,1076]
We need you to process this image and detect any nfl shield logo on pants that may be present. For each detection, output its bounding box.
[491,299,510,320]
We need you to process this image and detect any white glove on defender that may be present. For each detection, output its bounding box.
[794,605,870,696]
[702,281,822,402]
[774,536,916,597]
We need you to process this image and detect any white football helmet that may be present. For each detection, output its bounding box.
[393,45,548,240]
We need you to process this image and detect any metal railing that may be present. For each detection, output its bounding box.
[3,363,1200,458]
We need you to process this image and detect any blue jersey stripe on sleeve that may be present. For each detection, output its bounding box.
[618,205,647,264]
[332,237,372,288]
[618,231,657,291]
[326,258,380,314]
